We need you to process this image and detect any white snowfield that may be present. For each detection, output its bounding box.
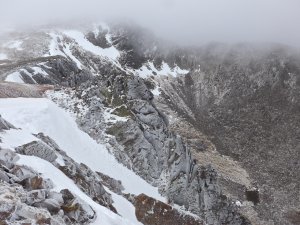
[0,98,163,224]
[5,71,25,83]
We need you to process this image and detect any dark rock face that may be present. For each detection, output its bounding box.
[157,44,300,225]
[245,189,259,205]
[135,194,204,225]
[86,30,112,49]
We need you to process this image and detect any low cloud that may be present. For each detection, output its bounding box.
[1,0,300,46]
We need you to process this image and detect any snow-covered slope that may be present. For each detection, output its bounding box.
[3,22,293,225]
[0,97,163,225]
[0,98,162,200]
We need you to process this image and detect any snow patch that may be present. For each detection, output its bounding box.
[47,33,65,57]
[235,201,242,207]
[0,129,38,149]
[106,189,142,225]
[152,86,161,96]
[103,108,129,124]
[135,62,189,78]
[5,71,24,83]
[32,67,48,76]
[63,30,120,60]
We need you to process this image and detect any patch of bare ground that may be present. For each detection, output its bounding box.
[0,82,53,98]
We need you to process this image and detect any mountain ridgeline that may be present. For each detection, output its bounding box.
[0,23,299,225]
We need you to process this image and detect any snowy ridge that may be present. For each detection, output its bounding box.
[0,97,164,224]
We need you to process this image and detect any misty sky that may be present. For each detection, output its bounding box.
[0,0,300,46]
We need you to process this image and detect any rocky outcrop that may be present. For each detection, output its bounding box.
[15,133,116,212]
[0,148,19,169]
[16,140,58,162]
[3,23,298,225]
[59,161,115,212]
[135,194,203,225]
[0,183,65,225]
[60,189,96,224]
[0,148,96,225]
[49,70,250,224]
[96,171,124,195]
[0,115,14,131]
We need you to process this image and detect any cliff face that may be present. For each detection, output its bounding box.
[0,23,299,225]
[154,44,300,225]
[47,65,248,225]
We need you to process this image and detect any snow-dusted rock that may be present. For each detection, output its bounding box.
[10,164,37,181]
[20,175,54,191]
[33,132,116,213]
[60,189,96,224]
[0,170,10,182]
[62,67,250,224]
[96,171,124,194]
[16,140,58,162]
[6,23,298,224]
[26,189,48,205]
[59,160,114,211]
[0,148,19,166]
[0,182,67,225]
[0,115,15,131]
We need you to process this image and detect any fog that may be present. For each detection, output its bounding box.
[1,0,300,46]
